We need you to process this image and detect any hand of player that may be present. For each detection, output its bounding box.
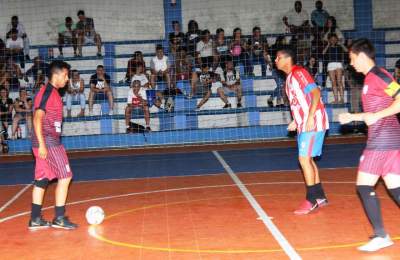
[305,116,315,132]
[287,120,297,131]
[38,145,48,159]
[338,112,353,124]
[363,112,380,126]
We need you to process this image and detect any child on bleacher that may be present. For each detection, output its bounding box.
[125,80,151,132]
[195,63,217,109]
[218,59,242,108]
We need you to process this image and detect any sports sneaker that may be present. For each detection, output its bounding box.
[357,235,394,252]
[108,110,113,116]
[294,200,318,215]
[316,198,329,207]
[223,103,231,109]
[51,216,78,230]
[237,102,242,108]
[146,126,151,132]
[28,217,51,230]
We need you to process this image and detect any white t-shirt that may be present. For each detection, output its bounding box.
[131,74,149,87]
[127,87,147,107]
[6,38,24,49]
[286,9,309,27]
[151,56,168,72]
[221,69,240,86]
[70,80,81,91]
[196,40,213,57]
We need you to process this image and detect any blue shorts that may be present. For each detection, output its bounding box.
[297,131,326,157]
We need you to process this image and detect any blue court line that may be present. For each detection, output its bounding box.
[0,143,364,186]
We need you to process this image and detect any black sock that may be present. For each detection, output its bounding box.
[31,203,42,220]
[388,187,400,206]
[357,185,386,238]
[55,206,65,218]
[315,183,327,199]
[306,184,318,204]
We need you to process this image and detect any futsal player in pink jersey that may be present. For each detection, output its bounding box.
[339,38,400,252]
[29,60,77,230]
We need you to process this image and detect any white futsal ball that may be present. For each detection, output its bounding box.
[86,206,105,225]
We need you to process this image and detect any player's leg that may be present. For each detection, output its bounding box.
[357,171,394,251]
[50,146,77,229]
[383,151,400,205]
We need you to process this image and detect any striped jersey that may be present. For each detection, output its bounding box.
[285,66,329,133]
[362,66,400,150]
[32,83,63,148]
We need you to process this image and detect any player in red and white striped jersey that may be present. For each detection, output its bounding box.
[276,47,329,215]
[339,38,400,252]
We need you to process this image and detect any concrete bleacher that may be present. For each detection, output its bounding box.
[6,26,400,152]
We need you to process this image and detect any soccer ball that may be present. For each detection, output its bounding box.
[86,206,105,225]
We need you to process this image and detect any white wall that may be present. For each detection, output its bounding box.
[0,0,165,45]
[372,0,400,28]
[182,0,354,36]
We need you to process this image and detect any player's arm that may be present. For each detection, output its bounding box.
[33,109,47,159]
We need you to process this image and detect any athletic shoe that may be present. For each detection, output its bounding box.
[28,217,51,230]
[52,216,78,230]
[223,103,231,109]
[358,235,394,252]
[316,198,329,207]
[108,110,113,116]
[294,200,318,215]
[237,102,242,108]
[146,126,151,132]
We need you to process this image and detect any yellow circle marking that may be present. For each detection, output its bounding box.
[90,194,400,254]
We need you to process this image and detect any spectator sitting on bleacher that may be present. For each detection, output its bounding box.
[194,63,214,109]
[88,65,114,115]
[5,57,23,91]
[0,87,13,141]
[169,21,185,49]
[0,62,11,90]
[323,33,348,104]
[283,1,309,34]
[323,16,344,44]
[311,1,330,31]
[76,10,102,57]
[185,20,201,58]
[125,80,151,132]
[6,16,30,61]
[12,88,32,139]
[0,38,6,63]
[25,56,49,92]
[230,27,252,75]
[305,55,323,86]
[6,29,25,70]
[218,58,242,108]
[269,36,289,107]
[213,28,230,70]
[196,29,213,68]
[248,26,269,77]
[150,45,170,89]
[131,62,150,89]
[66,70,85,117]
[174,47,193,83]
[125,51,146,84]
[394,59,400,84]
[58,17,77,58]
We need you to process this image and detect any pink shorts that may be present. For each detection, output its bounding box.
[32,145,72,180]
[359,149,400,176]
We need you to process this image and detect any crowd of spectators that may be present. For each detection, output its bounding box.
[0,1,399,145]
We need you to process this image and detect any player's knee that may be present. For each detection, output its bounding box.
[298,156,311,166]
[357,185,375,197]
[34,178,49,189]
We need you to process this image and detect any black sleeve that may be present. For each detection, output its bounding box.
[105,74,111,85]
[37,85,53,112]
[89,74,96,86]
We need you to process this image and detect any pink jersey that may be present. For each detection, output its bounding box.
[362,66,400,150]
[32,84,63,148]
[285,66,329,133]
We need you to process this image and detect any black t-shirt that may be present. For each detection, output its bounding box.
[325,45,345,63]
[0,98,13,119]
[185,30,201,55]
[169,32,185,46]
[90,73,111,89]
[248,35,268,56]
[199,71,216,88]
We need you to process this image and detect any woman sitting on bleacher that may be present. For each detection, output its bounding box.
[66,70,85,117]
[11,88,32,139]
